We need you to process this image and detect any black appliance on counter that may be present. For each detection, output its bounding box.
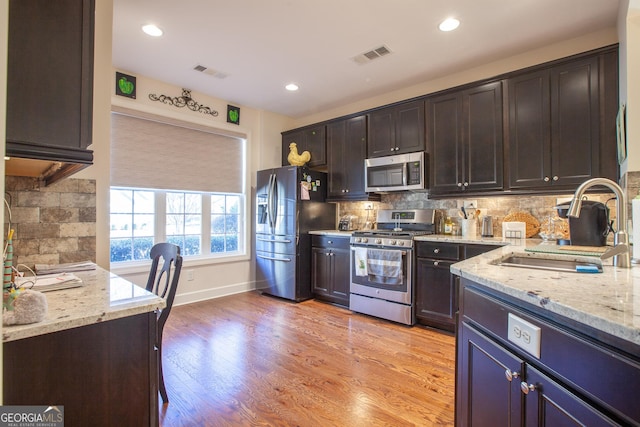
[556,200,610,246]
[255,166,336,301]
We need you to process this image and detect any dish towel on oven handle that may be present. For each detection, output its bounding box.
[354,247,368,276]
[366,248,403,285]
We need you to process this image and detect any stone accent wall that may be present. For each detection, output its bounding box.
[339,191,617,239]
[4,176,96,269]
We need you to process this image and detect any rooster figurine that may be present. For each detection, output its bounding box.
[287,142,311,166]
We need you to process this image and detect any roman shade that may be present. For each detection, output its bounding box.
[110,111,244,193]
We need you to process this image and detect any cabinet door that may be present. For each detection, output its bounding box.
[508,70,551,189]
[395,100,425,154]
[328,116,369,200]
[368,108,395,157]
[282,125,326,168]
[304,125,327,168]
[524,365,619,426]
[427,92,463,194]
[344,115,368,198]
[463,81,504,192]
[311,246,332,295]
[6,0,94,160]
[415,258,457,330]
[330,246,351,305]
[457,323,524,427]
[550,56,599,187]
[327,121,347,198]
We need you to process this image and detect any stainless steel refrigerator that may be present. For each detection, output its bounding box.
[255,166,336,301]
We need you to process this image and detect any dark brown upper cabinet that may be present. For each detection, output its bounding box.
[6,0,95,184]
[367,100,425,158]
[327,115,377,201]
[508,48,618,190]
[427,81,504,196]
[281,124,327,168]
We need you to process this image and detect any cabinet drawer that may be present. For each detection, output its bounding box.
[461,281,640,425]
[312,235,350,250]
[416,242,461,260]
[463,243,502,259]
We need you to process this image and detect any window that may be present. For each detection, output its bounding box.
[110,188,244,263]
[109,109,247,265]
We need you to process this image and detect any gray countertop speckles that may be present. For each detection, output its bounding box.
[450,241,640,346]
[3,268,165,342]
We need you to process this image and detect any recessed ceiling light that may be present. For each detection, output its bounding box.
[285,83,299,91]
[142,24,163,37]
[439,18,460,32]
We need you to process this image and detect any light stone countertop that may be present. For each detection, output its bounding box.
[415,234,508,245]
[3,267,165,342]
[450,240,640,347]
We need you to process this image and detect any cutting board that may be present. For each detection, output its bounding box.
[525,244,608,257]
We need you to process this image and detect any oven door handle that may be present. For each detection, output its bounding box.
[350,247,407,256]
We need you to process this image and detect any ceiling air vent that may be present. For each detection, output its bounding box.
[193,64,228,79]
[352,45,392,65]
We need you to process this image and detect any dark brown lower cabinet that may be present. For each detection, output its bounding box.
[416,242,500,332]
[416,258,457,332]
[311,235,350,307]
[456,280,640,427]
[3,312,158,427]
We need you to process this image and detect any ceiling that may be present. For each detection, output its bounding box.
[112,0,619,119]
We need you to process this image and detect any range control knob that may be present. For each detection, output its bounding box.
[390,240,397,245]
[362,238,368,243]
[398,241,405,246]
[375,238,382,245]
[354,237,361,243]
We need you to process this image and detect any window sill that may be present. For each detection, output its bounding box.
[111,252,250,276]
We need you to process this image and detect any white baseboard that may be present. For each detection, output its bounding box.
[173,281,258,306]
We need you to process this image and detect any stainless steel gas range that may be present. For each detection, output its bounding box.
[349,209,435,325]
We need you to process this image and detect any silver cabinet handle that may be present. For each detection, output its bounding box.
[505,369,520,382]
[434,261,440,266]
[553,176,559,181]
[544,176,550,182]
[463,182,469,187]
[457,182,463,187]
[433,248,440,254]
[520,381,536,394]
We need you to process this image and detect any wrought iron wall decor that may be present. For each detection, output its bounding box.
[148,88,219,117]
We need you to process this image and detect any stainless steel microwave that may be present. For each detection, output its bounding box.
[365,151,427,192]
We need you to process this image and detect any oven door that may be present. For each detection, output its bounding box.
[350,246,412,305]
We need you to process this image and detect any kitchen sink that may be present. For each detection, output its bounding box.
[493,253,603,273]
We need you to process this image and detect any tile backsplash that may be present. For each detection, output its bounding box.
[337,173,640,240]
[4,176,96,269]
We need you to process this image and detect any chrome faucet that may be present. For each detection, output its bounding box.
[567,178,630,268]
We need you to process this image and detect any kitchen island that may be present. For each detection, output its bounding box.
[3,267,164,426]
[451,241,640,426]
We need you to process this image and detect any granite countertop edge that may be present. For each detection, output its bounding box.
[3,268,165,343]
[450,242,640,347]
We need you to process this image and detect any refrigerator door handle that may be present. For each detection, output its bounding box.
[268,173,278,231]
[256,237,292,243]
[256,254,292,262]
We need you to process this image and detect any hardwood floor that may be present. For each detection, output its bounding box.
[159,291,456,426]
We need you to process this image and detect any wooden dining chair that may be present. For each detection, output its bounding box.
[146,242,183,404]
